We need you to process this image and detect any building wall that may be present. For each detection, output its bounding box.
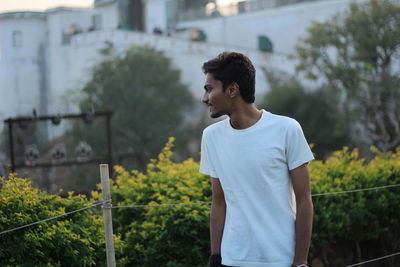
[176,0,368,54]
[0,5,120,133]
[0,13,47,120]
[45,6,119,116]
[0,0,371,134]
[144,0,169,33]
[69,29,272,100]
[43,5,119,138]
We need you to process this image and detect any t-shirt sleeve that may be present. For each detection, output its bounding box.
[286,119,314,171]
[199,131,218,178]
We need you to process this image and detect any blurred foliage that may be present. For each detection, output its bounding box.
[0,128,8,176]
[94,139,399,266]
[0,175,127,266]
[260,69,349,159]
[0,122,42,169]
[70,45,196,172]
[0,122,52,191]
[310,147,400,266]
[67,45,200,192]
[2,140,400,266]
[295,0,400,152]
[92,137,211,267]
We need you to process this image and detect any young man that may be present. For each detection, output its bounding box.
[199,52,314,267]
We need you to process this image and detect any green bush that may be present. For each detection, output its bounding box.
[106,140,399,266]
[100,137,211,267]
[310,147,400,266]
[0,175,126,267]
[2,141,399,266]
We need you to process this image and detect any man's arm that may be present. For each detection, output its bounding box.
[290,163,313,266]
[210,177,226,255]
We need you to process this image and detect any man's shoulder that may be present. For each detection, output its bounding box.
[266,111,299,128]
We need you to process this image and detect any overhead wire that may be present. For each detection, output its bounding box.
[311,183,400,197]
[112,202,211,209]
[1,183,399,236]
[0,201,106,236]
[345,252,400,267]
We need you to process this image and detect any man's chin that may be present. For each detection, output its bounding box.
[210,112,223,119]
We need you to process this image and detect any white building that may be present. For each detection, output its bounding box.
[0,0,366,135]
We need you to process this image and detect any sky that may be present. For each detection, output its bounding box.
[0,0,93,13]
[0,0,241,13]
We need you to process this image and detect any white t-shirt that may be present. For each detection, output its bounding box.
[200,110,314,267]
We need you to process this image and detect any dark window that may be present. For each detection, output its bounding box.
[258,35,273,53]
[12,30,22,48]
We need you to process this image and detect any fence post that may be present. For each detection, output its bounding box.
[100,164,116,267]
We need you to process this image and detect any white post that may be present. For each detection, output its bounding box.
[100,164,116,267]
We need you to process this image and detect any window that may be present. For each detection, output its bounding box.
[189,29,206,42]
[92,14,102,30]
[12,30,22,48]
[258,35,273,53]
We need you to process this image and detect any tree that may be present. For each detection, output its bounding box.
[71,46,195,171]
[295,0,400,152]
[260,69,349,159]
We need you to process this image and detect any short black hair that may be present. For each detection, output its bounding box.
[202,52,256,103]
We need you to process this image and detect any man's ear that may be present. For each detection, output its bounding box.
[228,83,240,98]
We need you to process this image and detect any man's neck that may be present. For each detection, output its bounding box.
[229,105,262,130]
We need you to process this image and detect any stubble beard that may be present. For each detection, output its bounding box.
[208,104,225,119]
[210,110,224,119]
[208,105,226,119]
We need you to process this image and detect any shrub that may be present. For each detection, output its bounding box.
[0,175,126,266]
[102,137,211,267]
[106,141,400,266]
[9,139,395,266]
[310,147,400,266]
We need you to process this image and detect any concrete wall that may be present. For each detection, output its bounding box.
[45,5,119,116]
[0,0,372,135]
[0,13,47,120]
[176,0,368,54]
[145,0,169,33]
[69,29,274,100]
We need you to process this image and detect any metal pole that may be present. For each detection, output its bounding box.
[100,164,116,267]
[106,113,113,176]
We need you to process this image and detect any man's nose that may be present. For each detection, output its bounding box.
[202,92,209,104]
